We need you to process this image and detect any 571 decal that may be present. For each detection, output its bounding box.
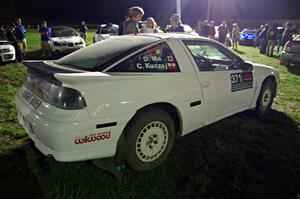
[231,72,253,92]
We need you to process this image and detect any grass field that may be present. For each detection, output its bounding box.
[0,30,299,199]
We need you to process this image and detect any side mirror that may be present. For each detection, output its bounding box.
[240,62,253,71]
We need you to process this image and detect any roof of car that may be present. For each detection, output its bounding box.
[51,26,74,30]
[125,33,203,40]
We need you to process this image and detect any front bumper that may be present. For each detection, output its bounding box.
[0,52,16,62]
[239,39,255,46]
[15,86,125,162]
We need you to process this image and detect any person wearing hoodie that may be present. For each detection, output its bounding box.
[266,23,278,57]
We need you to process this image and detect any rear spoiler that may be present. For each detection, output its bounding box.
[23,61,82,84]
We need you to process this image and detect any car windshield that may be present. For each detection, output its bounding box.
[242,30,258,35]
[100,25,118,34]
[56,36,159,71]
[51,28,77,37]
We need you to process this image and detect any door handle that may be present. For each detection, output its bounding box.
[200,82,210,88]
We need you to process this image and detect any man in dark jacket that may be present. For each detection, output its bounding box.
[5,24,23,62]
[79,21,88,43]
[120,6,144,35]
[218,20,228,44]
[200,20,210,37]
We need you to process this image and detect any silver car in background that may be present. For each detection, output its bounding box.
[93,24,119,43]
[282,36,300,67]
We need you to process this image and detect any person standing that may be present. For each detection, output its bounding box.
[5,23,23,62]
[253,25,264,48]
[258,24,269,54]
[208,21,216,39]
[218,20,229,44]
[15,18,27,57]
[282,22,294,48]
[79,21,88,43]
[121,6,144,35]
[200,20,210,37]
[266,23,278,57]
[39,21,51,57]
[231,23,240,51]
[166,14,185,33]
[140,17,162,33]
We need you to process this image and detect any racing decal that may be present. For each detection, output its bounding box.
[74,131,111,145]
[167,56,174,62]
[143,56,149,62]
[167,63,177,70]
[231,72,253,92]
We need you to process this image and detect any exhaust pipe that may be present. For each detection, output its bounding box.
[29,141,60,171]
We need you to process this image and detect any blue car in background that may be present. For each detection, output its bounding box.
[239,29,259,46]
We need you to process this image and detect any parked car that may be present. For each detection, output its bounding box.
[0,31,16,63]
[16,33,279,171]
[165,24,199,36]
[281,35,300,67]
[93,23,119,43]
[239,29,259,46]
[49,26,86,54]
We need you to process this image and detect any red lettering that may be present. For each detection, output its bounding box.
[74,131,111,145]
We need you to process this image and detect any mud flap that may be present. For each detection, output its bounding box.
[92,134,127,180]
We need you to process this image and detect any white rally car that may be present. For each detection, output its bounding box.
[0,32,16,62]
[15,34,279,171]
[49,26,86,54]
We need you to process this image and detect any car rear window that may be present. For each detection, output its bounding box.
[108,42,180,72]
[56,36,159,71]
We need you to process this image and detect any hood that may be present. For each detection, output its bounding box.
[0,40,10,45]
[251,62,277,71]
[0,43,14,49]
[50,36,83,43]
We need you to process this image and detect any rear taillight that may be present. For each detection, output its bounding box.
[284,42,293,51]
[42,86,87,110]
[24,72,87,110]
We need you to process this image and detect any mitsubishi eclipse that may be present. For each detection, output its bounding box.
[16,33,279,171]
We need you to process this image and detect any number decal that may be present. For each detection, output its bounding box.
[230,72,253,92]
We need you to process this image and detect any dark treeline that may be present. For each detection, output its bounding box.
[0,0,299,26]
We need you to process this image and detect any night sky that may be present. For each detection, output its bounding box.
[0,0,299,25]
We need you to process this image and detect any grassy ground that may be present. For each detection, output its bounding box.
[0,30,299,199]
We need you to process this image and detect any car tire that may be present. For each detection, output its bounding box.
[124,108,175,172]
[255,79,276,117]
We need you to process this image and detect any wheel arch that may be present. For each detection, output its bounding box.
[262,75,277,97]
[123,102,183,139]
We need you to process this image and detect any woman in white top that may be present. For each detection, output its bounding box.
[141,17,162,33]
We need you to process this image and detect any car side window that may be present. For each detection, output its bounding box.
[108,42,180,72]
[183,40,236,72]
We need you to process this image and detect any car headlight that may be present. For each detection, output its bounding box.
[79,40,84,45]
[0,49,11,53]
[53,41,61,46]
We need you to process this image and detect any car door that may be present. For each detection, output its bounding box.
[181,40,256,124]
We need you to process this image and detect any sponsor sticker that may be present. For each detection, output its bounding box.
[74,131,111,145]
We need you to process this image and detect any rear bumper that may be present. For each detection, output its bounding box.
[15,87,127,162]
[282,51,300,64]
